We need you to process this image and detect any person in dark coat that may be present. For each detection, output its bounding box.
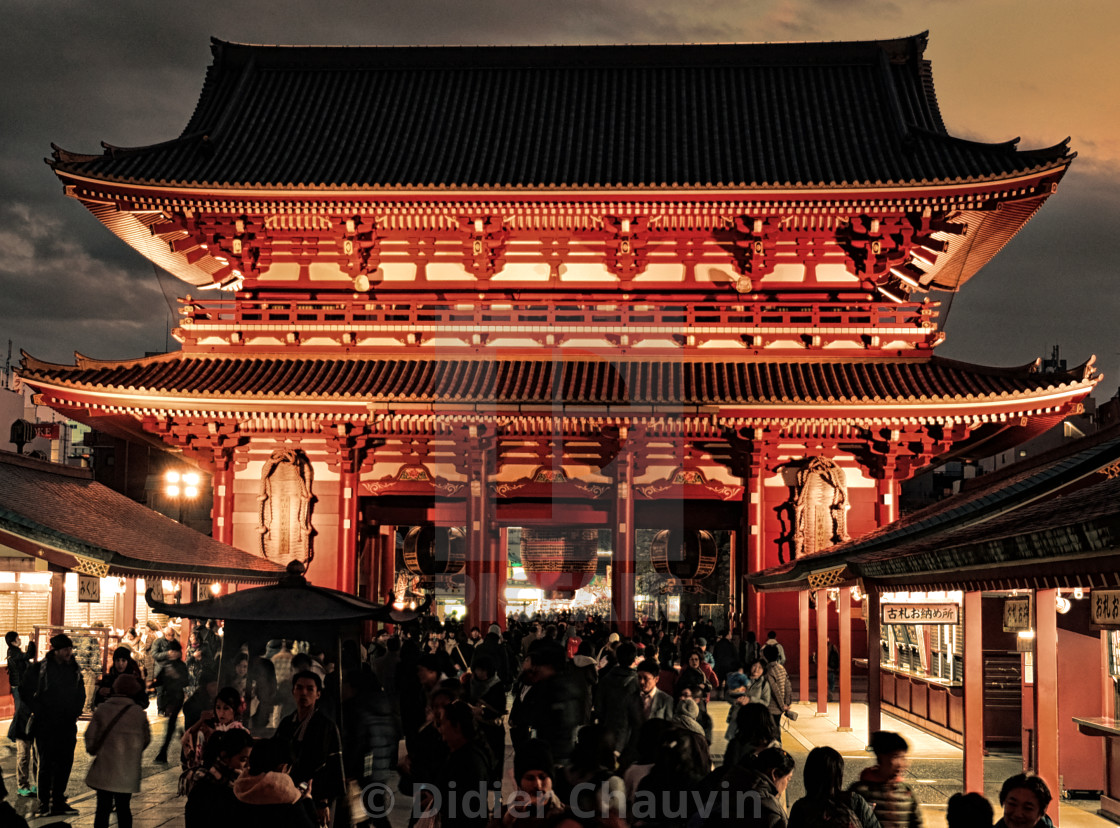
[270,670,345,828]
[712,630,740,695]
[20,633,85,817]
[184,728,253,828]
[698,746,795,828]
[5,631,37,797]
[472,624,512,687]
[94,646,148,710]
[428,700,493,828]
[593,642,640,758]
[467,656,508,788]
[340,670,399,828]
[151,641,190,763]
[233,738,317,828]
[524,647,585,764]
[150,625,177,713]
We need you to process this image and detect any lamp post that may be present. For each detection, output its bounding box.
[164,469,200,526]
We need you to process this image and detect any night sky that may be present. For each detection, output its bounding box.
[3,1,1117,393]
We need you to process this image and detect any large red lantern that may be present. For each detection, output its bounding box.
[650,529,717,592]
[403,525,465,584]
[519,528,599,598]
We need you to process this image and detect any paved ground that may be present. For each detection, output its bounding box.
[1,701,1114,827]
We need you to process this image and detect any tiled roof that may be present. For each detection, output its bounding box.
[18,353,1095,408]
[0,451,284,582]
[751,429,1120,590]
[49,35,1072,190]
[851,470,1120,589]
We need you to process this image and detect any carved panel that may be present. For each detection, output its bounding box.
[258,447,316,565]
[792,456,849,559]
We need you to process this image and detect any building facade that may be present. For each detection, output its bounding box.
[20,35,1095,648]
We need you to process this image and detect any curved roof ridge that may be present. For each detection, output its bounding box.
[928,353,1096,385]
[68,350,184,371]
[910,127,1074,163]
[209,32,930,55]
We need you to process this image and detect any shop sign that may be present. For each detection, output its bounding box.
[880,602,959,624]
[667,595,681,623]
[77,574,100,603]
[1003,596,1032,632]
[1091,590,1120,628]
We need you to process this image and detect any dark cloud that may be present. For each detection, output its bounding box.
[939,163,1120,392]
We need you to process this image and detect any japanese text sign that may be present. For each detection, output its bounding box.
[1003,597,1031,632]
[880,602,959,625]
[77,574,100,603]
[1091,590,1120,628]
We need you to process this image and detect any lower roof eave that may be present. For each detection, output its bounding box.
[861,549,1120,593]
[0,517,283,585]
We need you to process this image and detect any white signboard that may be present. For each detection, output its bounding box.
[881,602,959,625]
[77,574,100,603]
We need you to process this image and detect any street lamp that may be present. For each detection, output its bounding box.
[165,469,201,524]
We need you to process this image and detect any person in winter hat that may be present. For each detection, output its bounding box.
[21,632,85,817]
[85,674,151,828]
[233,739,315,828]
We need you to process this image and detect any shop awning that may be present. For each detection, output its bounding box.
[0,450,284,583]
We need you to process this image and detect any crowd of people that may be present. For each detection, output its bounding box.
[1,615,1060,828]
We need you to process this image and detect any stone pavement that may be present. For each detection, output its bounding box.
[1,701,1114,827]
[776,700,1114,828]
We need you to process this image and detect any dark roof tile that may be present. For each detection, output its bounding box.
[51,35,1071,190]
[0,451,284,581]
[19,353,1093,408]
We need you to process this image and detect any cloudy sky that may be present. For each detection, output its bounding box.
[3,1,1118,393]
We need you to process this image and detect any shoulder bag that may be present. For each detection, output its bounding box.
[88,703,133,755]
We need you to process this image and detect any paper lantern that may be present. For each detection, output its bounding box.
[403,526,465,583]
[650,529,716,591]
[520,528,599,598]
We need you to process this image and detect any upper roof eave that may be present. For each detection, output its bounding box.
[48,159,1073,198]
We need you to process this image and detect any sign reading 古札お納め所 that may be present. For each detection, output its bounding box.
[1090,590,1120,628]
[880,602,959,625]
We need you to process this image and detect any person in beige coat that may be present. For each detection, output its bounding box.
[85,674,151,828]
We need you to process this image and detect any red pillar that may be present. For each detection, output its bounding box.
[1035,588,1059,822]
[181,584,195,649]
[728,529,741,637]
[479,520,503,630]
[866,588,882,737]
[123,578,137,629]
[497,528,509,630]
[337,466,359,594]
[799,589,811,703]
[963,590,985,792]
[212,463,235,545]
[466,431,498,627]
[1104,630,1116,720]
[378,527,397,633]
[48,565,66,629]
[839,586,852,730]
[817,589,828,714]
[745,467,766,636]
[611,448,635,638]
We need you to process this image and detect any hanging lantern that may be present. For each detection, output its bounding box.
[650,529,717,593]
[403,526,466,584]
[520,528,599,598]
